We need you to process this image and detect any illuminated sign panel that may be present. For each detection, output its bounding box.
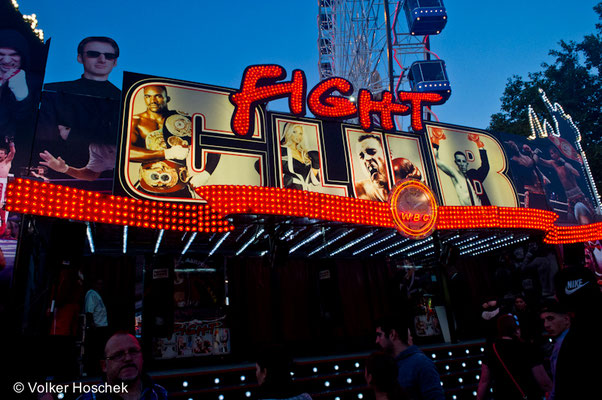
[111,70,600,230]
[6,66,600,241]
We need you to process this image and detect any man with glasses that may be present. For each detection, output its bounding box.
[36,37,121,186]
[77,331,168,400]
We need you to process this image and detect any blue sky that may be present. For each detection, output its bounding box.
[20,0,601,130]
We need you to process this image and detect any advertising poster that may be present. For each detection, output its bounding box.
[152,256,229,359]
[501,133,598,225]
[30,36,122,193]
[275,117,347,196]
[425,123,518,207]
[346,128,427,202]
[0,9,49,316]
[152,318,230,359]
[117,74,266,203]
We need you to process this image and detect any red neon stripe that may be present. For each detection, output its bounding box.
[5,179,601,245]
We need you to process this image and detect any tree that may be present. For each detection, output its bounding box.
[489,3,602,192]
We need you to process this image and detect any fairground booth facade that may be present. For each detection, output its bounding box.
[2,2,602,400]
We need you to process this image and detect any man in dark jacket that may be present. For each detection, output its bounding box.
[552,267,602,400]
[375,315,444,400]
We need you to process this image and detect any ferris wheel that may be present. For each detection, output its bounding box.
[317,0,450,129]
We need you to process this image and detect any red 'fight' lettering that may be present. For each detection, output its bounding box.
[229,65,306,136]
[358,90,410,131]
[229,65,444,136]
[307,77,357,119]
[397,91,443,131]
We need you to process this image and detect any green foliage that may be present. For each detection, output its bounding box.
[489,2,602,191]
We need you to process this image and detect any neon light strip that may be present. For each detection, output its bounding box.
[6,179,602,245]
[407,243,434,257]
[122,225,128,254]
[236,228,265,256]
[181,232,198,255]
[470,235,529,256]
[329,231,374,256]
[389,237,432,257]
[154,229,164,254]
[459,235,499,254]
[208,232,230,258]
[372,238,411,256]
[308,229,353,256]
[352,232,398,256]
[85,222,94,254]
[290,228,329,254]
[279,228,295,241]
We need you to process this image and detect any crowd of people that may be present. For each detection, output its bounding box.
[47,264,598,400]
[476,266,602,400]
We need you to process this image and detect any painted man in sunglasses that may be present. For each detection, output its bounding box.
[76,331,168,400]
[36,37,121,188]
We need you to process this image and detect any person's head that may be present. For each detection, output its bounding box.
[453,151,468,174]
[539,300,570,337]
[375,315,411,355]
[143,85,170,114]
[513,246,525,260]
[0,47,21,71]
[549,146,560,161]
[281,123,305,147]
[77,36,119,80]
[0,147,7,162]
[357,134,388,186]
[514,295,527,312]
[0,30,29,71]
[102,332,143,385]
[497,313,520,339]
[365,351,404,398]
[255,344,293,390]
[521,144,533,156]
[93,278,104,292]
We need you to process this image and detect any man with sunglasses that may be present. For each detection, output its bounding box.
[36,37,121,187]
[77,331,168,400]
